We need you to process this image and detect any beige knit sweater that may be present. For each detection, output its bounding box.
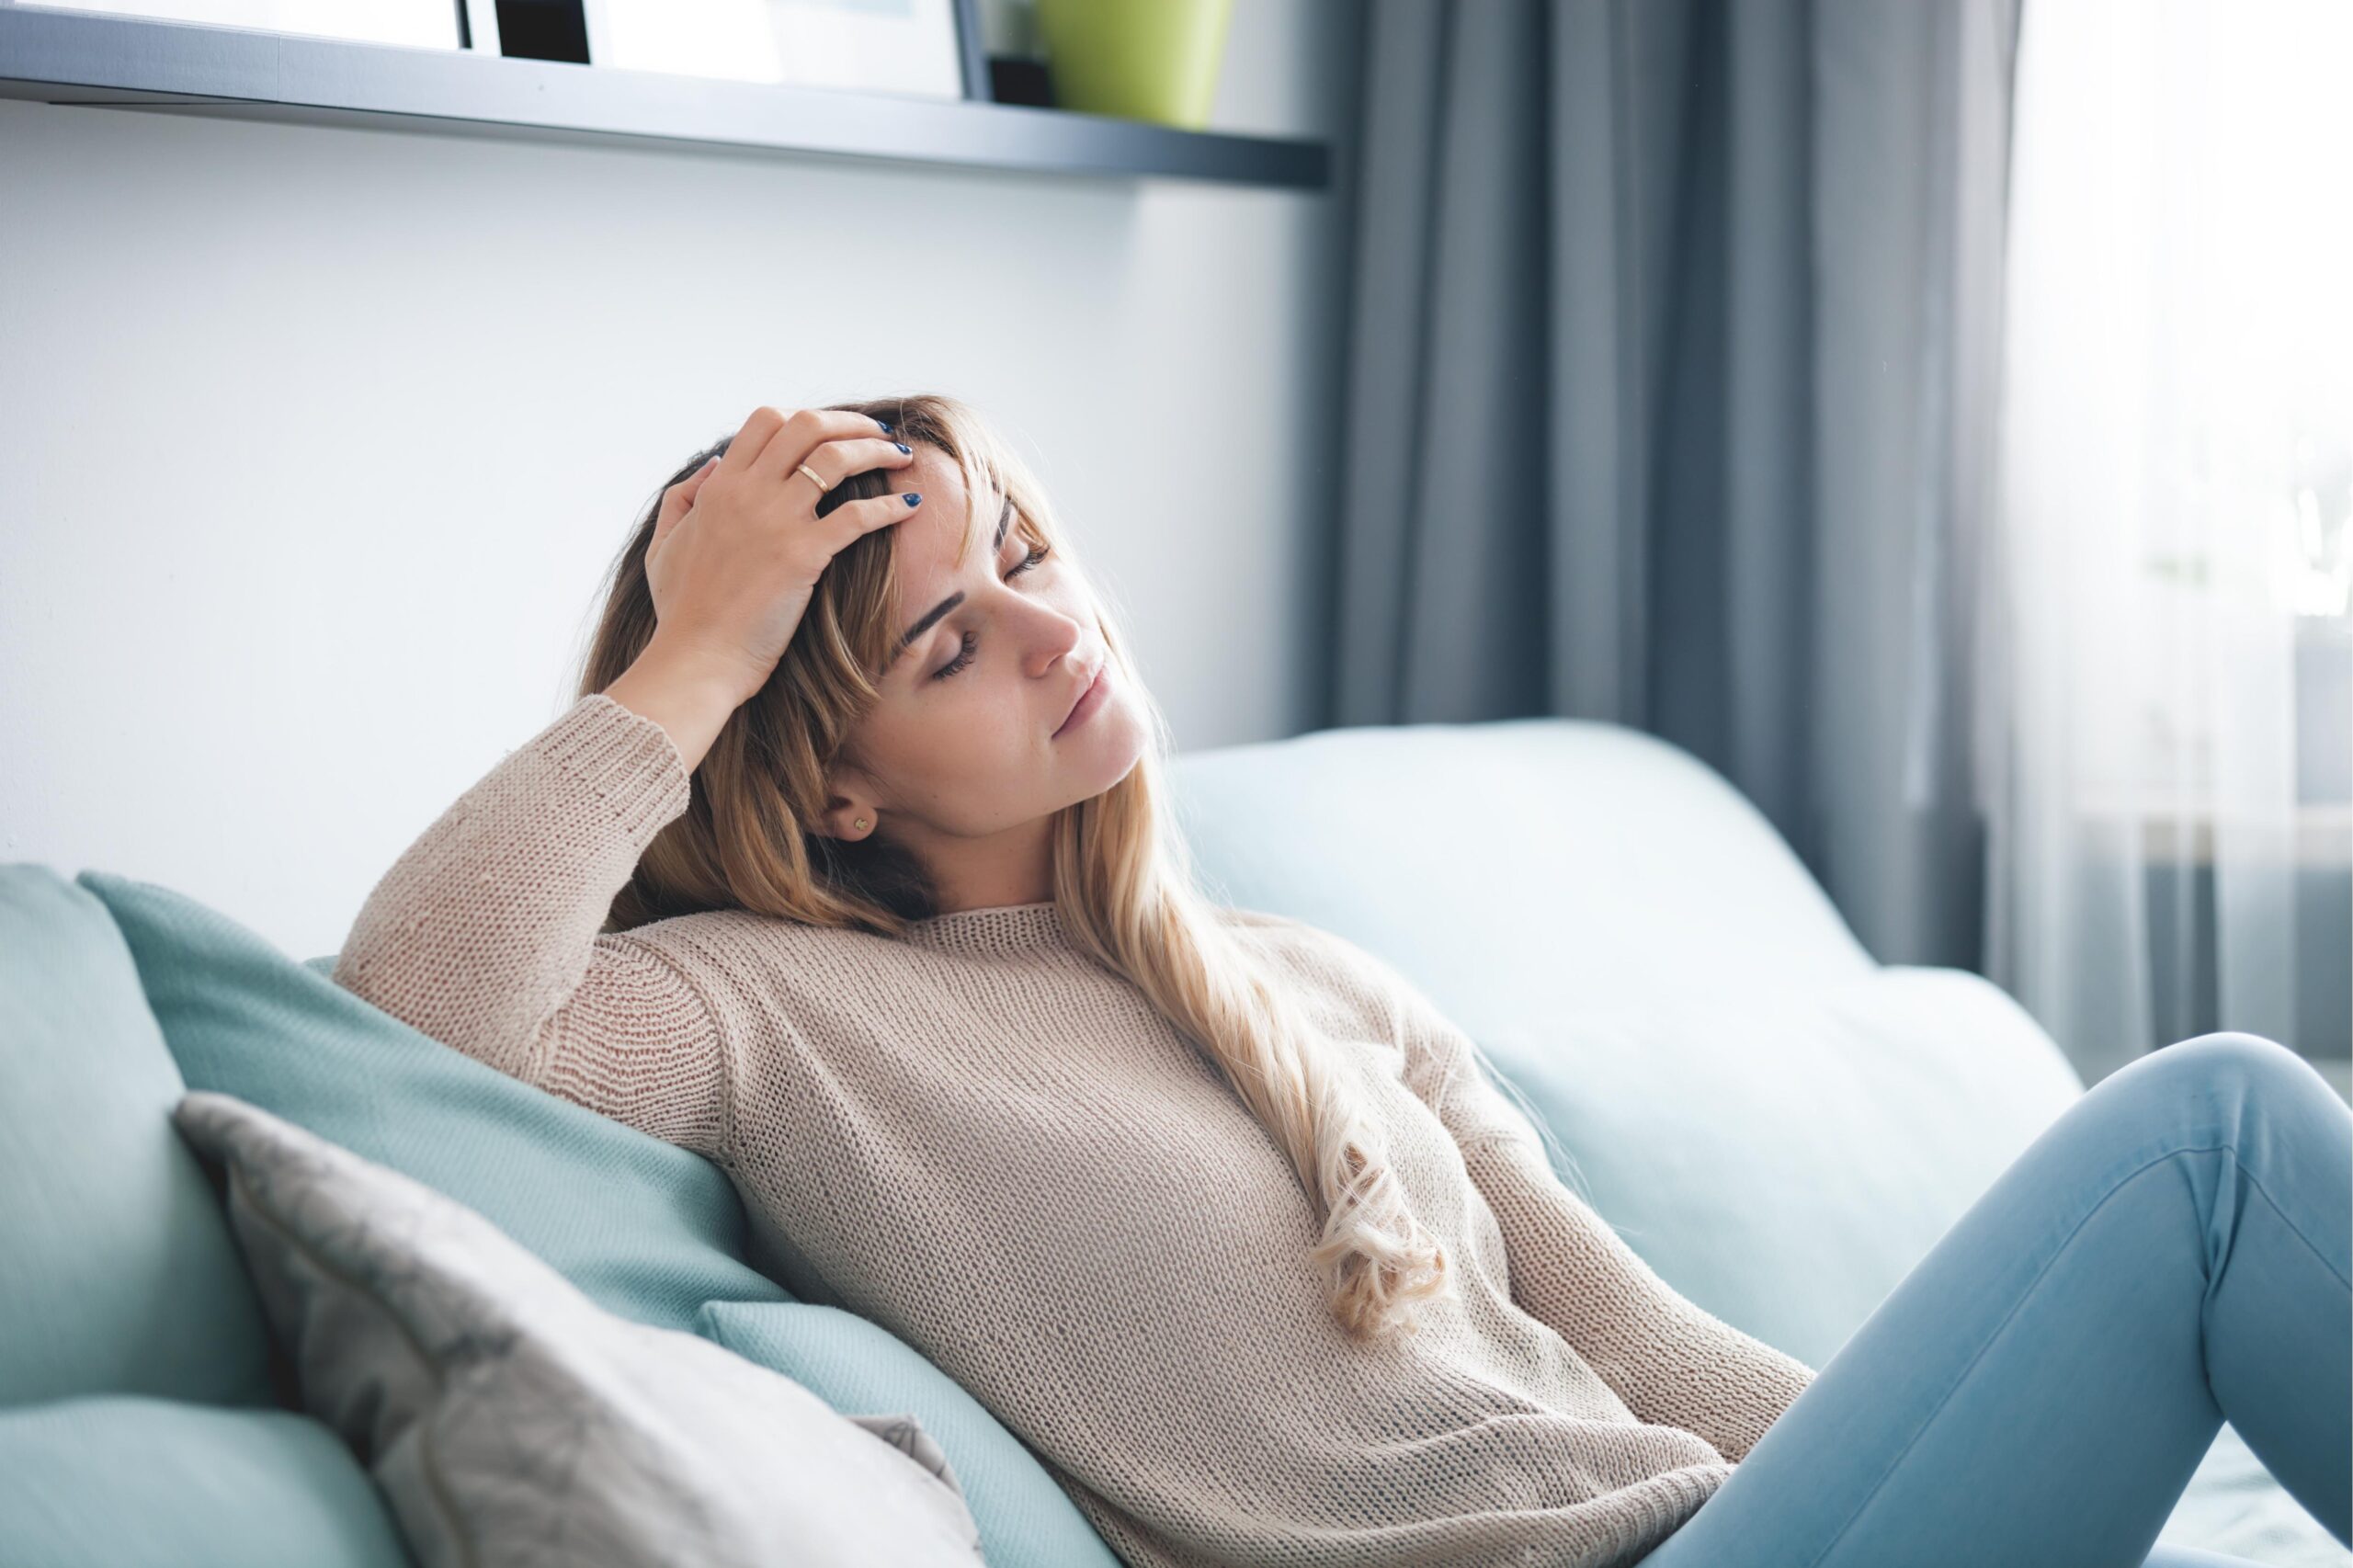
[332,692,1816,1568]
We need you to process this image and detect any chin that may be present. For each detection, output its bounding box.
[1064,701,1148,790]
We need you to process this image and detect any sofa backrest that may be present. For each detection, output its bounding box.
[1170,716,1881,1034]
[1168,719,2085,1367]
[0,864,275,1408]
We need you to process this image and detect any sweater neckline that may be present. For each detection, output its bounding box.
[901,899,1068,956]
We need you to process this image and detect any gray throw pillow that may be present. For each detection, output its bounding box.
[172,1090,983,1568]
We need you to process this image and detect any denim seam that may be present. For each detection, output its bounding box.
[1799,1142,2238,1568]
[2236,1155,2353,1293]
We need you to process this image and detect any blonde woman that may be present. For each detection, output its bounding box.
[335,397,2350,1568]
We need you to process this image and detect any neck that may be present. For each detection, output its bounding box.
[904,813,1055,915]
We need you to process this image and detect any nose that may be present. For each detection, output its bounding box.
[1025,606,1086,678]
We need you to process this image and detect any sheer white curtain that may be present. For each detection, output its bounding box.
[1982,0,2352,1085]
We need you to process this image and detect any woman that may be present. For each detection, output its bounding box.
[335,396,2351,1568]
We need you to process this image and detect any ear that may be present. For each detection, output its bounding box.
[820,761,883,842]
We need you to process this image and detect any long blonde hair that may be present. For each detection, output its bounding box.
[578,392,1455,1341]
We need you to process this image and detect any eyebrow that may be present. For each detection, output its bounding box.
[886,493,1016,673]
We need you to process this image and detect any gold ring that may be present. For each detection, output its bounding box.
[795,461,828,493]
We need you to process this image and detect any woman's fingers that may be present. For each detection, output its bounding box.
[745,406,888,490]
[716,406,787,480]
[705,404,897,498]
[824,488,925,554]
[790,435,914,510]
[649,456,721,564]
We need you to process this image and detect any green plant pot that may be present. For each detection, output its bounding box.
[1032,0,1236,131]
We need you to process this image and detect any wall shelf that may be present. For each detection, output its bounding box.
[0,4,1332,190]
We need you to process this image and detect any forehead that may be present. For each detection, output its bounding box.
[892,444,1006,580]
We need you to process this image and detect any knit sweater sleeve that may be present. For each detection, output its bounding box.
[1396,994,1814,1463]
[330,692,734,1162]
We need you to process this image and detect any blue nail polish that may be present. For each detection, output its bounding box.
[904,492,921,506]
[893,442,911,454]
[876,418,893,434]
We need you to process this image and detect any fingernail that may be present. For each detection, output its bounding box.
[876,418,894,434]
[904,493,921,506]
[893,442,911,454]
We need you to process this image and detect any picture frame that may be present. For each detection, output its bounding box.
[578,0,985,101]
[457,0,499,53]
[27,0,460,49]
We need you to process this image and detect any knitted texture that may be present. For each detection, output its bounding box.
[333,693,1817,1568]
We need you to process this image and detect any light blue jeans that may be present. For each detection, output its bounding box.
[1636,1031,2353,1568]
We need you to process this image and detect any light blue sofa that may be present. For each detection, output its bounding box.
[2,715,2342,1566]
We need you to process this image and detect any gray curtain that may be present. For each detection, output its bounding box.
[1331,0,2021,976]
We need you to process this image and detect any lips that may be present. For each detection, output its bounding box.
[1054,661,1107,738]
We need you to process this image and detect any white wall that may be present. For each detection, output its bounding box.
[0,0,1363,960]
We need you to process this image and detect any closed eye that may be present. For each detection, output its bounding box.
[930,543,1052,681]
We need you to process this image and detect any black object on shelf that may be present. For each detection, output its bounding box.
[493,0,587,66]
[0,3,1326,190]
[987,55,1051,110]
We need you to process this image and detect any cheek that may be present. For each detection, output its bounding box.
[897,687,1049,790]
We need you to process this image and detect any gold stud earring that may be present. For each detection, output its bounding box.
[853,817,869,831]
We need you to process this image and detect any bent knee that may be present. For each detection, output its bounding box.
[2146,1030,2316,1100]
